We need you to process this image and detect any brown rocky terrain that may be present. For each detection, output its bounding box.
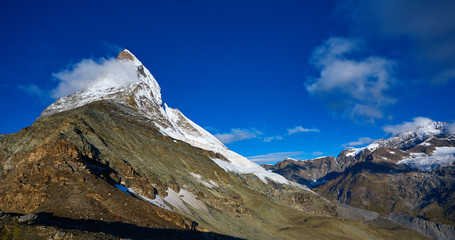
[263,156,361,186]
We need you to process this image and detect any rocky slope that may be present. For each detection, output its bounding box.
[263,155,361,186]
[267,121,455,239]
[0,50,432,239]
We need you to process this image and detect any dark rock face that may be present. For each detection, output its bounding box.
[264,154,366,186]
[264,156,344,186]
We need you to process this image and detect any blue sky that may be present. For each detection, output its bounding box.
[1,0,455,164]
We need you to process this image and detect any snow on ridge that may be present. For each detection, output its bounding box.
[344,121,447,157]
[383,117,445,137]
[211,157,311,191]
[397,147,455,171]
[345,142,379,157]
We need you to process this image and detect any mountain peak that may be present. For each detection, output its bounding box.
[117,49,135,60]
[38,50,294,186]
[117,49,142,66]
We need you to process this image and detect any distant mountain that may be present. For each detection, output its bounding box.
[0,49,431,239]
[267,120,455,239]
[263,156,342,186]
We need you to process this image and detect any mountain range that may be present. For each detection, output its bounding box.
[265,119,455,239]
[0,50,452,239]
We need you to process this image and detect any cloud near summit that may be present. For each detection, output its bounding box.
[305,37,396,122]
[51,58,139,98]
[382,117,435,136]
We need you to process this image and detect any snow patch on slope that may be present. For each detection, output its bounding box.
[115,184,171,210]
[163,188,209,215]
[397,147,455,171]
[345,142,379,157]
[211,158,310,190]
[190,172,219,188]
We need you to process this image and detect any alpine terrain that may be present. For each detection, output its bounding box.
[0,50,433,239]
[266,120,455,239]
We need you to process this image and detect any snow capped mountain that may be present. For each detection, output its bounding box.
[342,119,455,171]
[40,49,293,185]
[345,120,447,157]
[377,120,446,150]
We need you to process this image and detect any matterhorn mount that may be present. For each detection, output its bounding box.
[41,49,290,185]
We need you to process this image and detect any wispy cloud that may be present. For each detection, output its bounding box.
[305,37,396,122]
[51,58,139,98]
[382,117,435,136]
[263,136,283,142]
[18,84,48,99]
[339,0,455,84]
[216,125,319,143]
[247,151,306,164]
[214,129,262,144]
[287,126,320,135]
[343,137,375,148]
[103,42,124,58]
[312,151,324,156]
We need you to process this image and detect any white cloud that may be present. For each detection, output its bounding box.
[247,151,306,164]
[343,137,375,148]
[312,151,323,156]
[305,37,396,122]
[382,117,434,136]
[214,129,262,144]
[287,126,320,135]
[51,58,139,98]
[263,136,283,142]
